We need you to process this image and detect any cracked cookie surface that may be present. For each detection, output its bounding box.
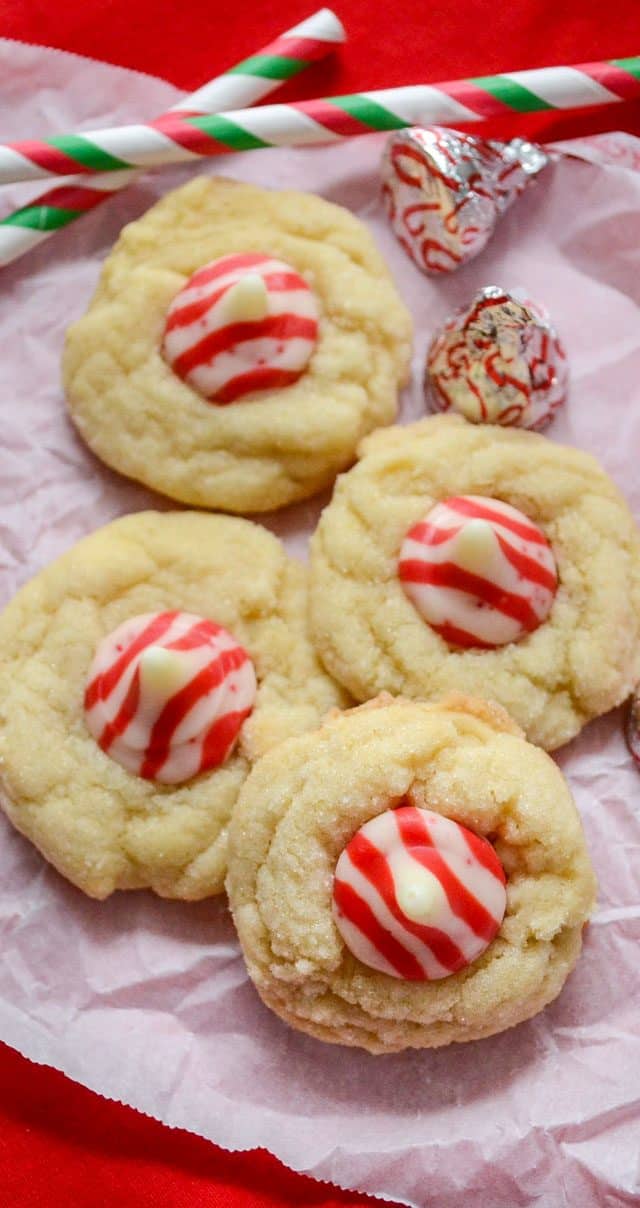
[63,176,413,514]
[309,415,640,750]
[0,511,347,900]
[226,695,597,1052]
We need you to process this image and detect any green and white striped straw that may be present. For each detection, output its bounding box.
[0,7,345,266]
[1,56,639,193]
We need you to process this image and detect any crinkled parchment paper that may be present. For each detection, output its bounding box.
[1,39,640,1208]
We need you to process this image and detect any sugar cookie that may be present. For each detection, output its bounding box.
[63,177,412,514]
[309,415,640,749]
[227,695,596,1052]
[0,511,346,899]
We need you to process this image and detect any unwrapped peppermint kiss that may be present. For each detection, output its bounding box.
[426,286,569,431]
[625,688,640,769]
[398,495,558,648]
[162,252,319,403]
[84,610,256,784]
[381,126,548,275]
[332,804,507,980]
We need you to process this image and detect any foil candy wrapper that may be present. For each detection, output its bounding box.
[425,285,569,431]
[381,126,549,274]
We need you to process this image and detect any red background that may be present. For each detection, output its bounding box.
[0,2,638,1205]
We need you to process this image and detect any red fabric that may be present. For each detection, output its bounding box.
[2,0,640,142]
[0,2,639,1205]
[0,1041,391,1207]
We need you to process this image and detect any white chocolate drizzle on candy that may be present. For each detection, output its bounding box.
[332,805,507,981]
[398,495,558,648]
[84,611,256,784]
[426,286,569,431]
[162,252,319,404]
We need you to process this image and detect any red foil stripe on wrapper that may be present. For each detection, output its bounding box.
[381,126,549,274]
[425,286,569,430]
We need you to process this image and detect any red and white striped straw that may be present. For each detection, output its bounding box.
[0,7,345,267]
[1,56,639,193]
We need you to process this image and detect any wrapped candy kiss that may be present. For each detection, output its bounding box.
[381,126,549,274]
[425,286,569,431]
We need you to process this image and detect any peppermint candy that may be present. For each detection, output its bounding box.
[425,286,569,431]
[84,611,256,784]
[398,495,558,648]
[162,252,319,404]
[333,805,507,981]
[381,126,548,276]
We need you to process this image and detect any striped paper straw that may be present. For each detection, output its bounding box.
[0,7,345,266]
[0,57,639,190]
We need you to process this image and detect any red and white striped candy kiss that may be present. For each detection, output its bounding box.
[398,495,558,648]
[333,805,507,980]
[162,252,319,404]
[84,611,256,784]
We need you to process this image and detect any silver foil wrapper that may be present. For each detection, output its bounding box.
[382,126,549,274]
[425,285,569,431]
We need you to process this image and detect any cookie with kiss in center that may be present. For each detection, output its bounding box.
[63,176,412,514]
[309,414,640,750]
[0,511,347,899]
[227,694,596,1052]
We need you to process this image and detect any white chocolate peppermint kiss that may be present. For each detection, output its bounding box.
[332,805,507,980]
[398,495,558,648]
[84,611,256,784]
[426,286,569,431]
[162,252,319,404]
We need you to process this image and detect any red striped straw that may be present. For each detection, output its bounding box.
[0,7,345,267]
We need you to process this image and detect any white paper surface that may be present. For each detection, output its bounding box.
[1,39,640,1208]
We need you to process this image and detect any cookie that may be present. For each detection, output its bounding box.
[227,694,596,1052]
[0,511,347,900]
[309,415,640,750]
[63,176,413,514]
